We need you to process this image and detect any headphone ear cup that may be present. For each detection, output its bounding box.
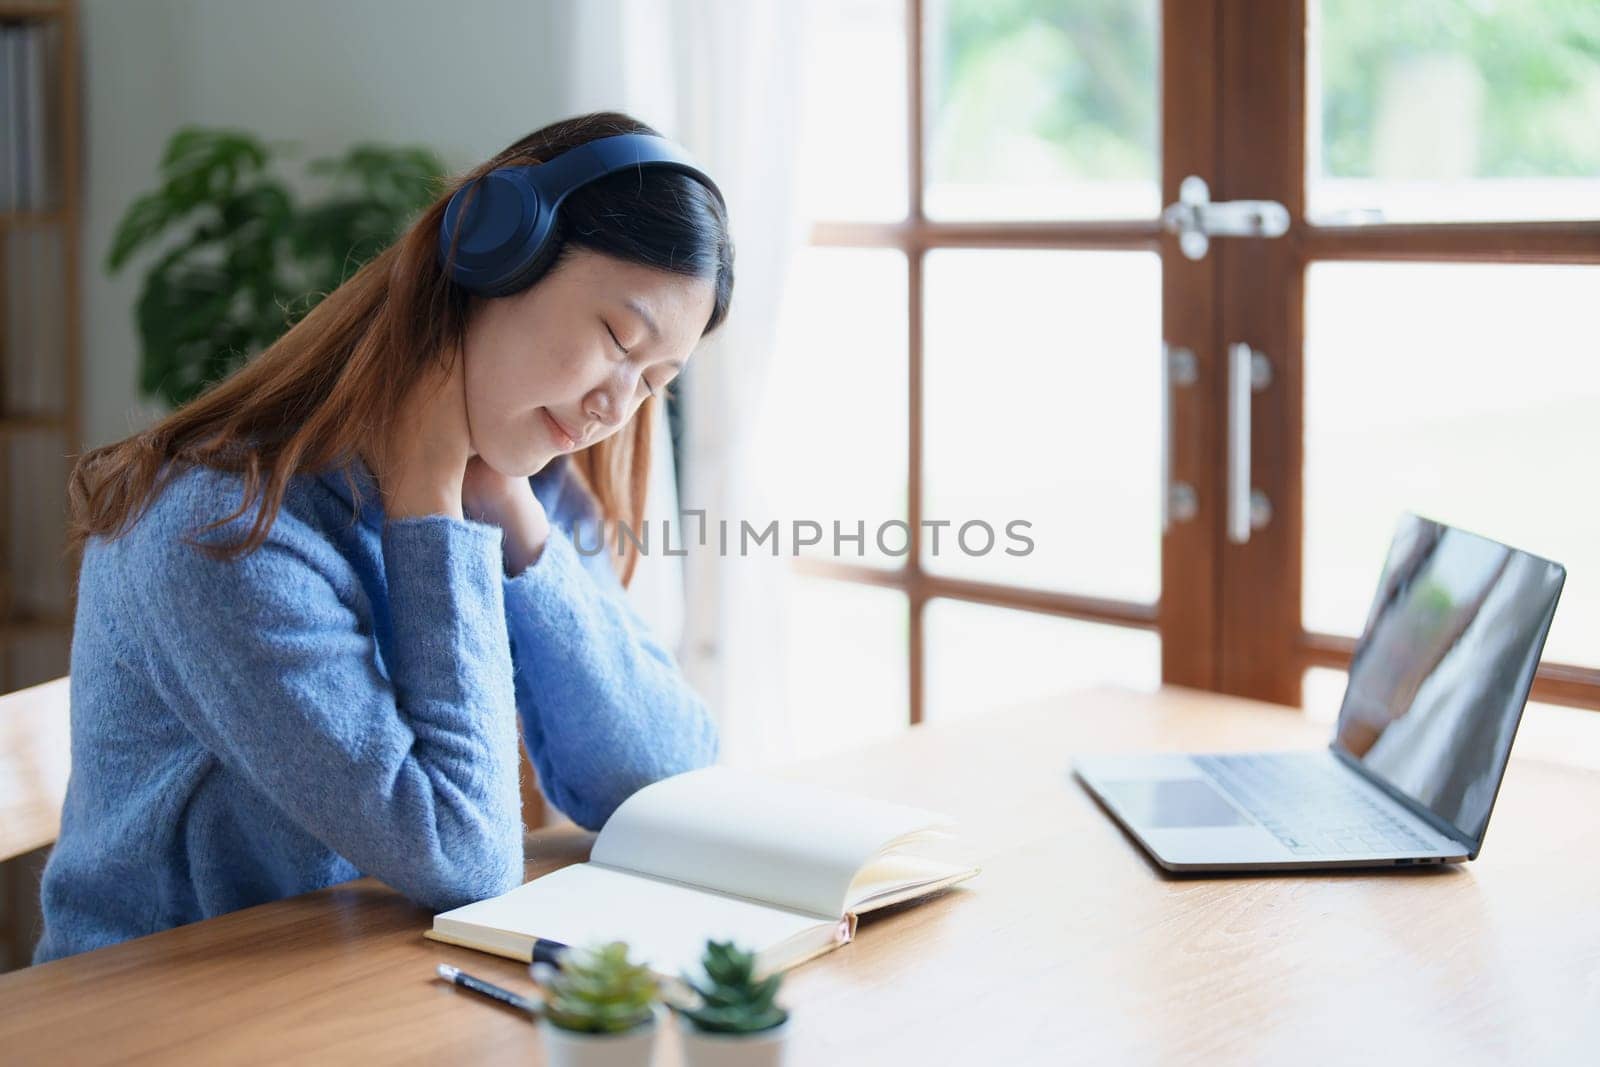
[478,214,564,296]
[438,169,549,295]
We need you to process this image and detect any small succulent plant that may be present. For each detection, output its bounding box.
[677,940,789,1034]
[538,941,660,1034]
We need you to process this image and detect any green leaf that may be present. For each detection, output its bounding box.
[677,939,787,1033]
[107,124,449,407]
[542,940,661,1033]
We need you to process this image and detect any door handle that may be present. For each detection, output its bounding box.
[1227,342,1273,544]
[1161,343,1198,532]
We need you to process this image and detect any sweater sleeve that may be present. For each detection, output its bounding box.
[132,512,525,912]
[503,515,719,831]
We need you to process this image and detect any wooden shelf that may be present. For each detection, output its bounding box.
[0,0,80,699]
[0,209,65,227]
[0,414,67,434]
[0,8,62,28]
[0,611,71,639]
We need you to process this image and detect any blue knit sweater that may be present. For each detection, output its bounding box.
[33,453,718,964]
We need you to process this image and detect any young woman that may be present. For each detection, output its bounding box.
[33,112,732,963]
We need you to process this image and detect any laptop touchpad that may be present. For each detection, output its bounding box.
[1097,778,1251,828]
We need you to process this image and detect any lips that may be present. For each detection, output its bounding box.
[541,408,581,450]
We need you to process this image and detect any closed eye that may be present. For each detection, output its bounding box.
[605,322,628,355]
[608,319,679,399]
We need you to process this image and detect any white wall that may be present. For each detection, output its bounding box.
[80,0,572,448]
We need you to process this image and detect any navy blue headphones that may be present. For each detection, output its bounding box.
[437,132,726,297]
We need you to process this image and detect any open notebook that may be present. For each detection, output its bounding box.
[424,766,980,980]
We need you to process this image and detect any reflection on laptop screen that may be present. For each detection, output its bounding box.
[1333,514,1565,846]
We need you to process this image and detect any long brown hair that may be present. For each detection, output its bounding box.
[67,111,734,587]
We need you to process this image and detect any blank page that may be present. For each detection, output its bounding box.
[590,766,957,918]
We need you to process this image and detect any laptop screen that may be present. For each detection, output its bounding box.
[1332,514,1566,847]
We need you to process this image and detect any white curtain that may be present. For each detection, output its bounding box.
[554,0,811,767]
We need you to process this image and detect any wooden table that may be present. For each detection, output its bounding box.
[3,686,1598,1065]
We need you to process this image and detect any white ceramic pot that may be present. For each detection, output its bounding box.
[541,1004,663,1067]
[675,1013,791,1067]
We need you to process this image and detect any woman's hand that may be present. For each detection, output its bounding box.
[375,355,476,521]
[369,351,551,573]
[462,456,552,577]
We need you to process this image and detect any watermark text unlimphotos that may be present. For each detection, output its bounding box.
[572,512,1035,559]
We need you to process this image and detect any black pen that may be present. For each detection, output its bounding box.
[436,963,543,1018]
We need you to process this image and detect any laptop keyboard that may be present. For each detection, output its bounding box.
[1193,753,1436,857]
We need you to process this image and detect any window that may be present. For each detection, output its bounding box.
[768,0,1600,736]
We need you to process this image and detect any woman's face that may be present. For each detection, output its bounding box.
[461,247,717,478]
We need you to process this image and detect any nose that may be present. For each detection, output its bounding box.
[582,380,629,433]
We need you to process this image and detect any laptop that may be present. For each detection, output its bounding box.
[1075,513,1566,872]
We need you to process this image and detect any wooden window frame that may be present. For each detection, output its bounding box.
[1216,0,1600,712]
[795,0,1600,725]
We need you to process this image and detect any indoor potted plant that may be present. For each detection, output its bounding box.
[533,940,664,1067]
[674,940,791,1066]
[107,126,445,410]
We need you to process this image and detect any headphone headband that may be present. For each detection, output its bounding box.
[521,133,726,211]
[439,132,725,297]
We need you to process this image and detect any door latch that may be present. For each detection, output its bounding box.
[1161,176,1290,261]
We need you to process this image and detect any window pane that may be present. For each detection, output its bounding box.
[1310,0,1600,222]
[1303,669,1600,773]
[923,250,1161,603]
[785,579,909,760]
[757,248,907,569]
[798,0,908,221]
[1302,666,1352,725]
[925,599,1159,721]
[923,0,1160,220]
[1304,262,1600,668]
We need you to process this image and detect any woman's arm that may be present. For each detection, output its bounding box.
[130,506,525,912]
[503,472,719,831]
